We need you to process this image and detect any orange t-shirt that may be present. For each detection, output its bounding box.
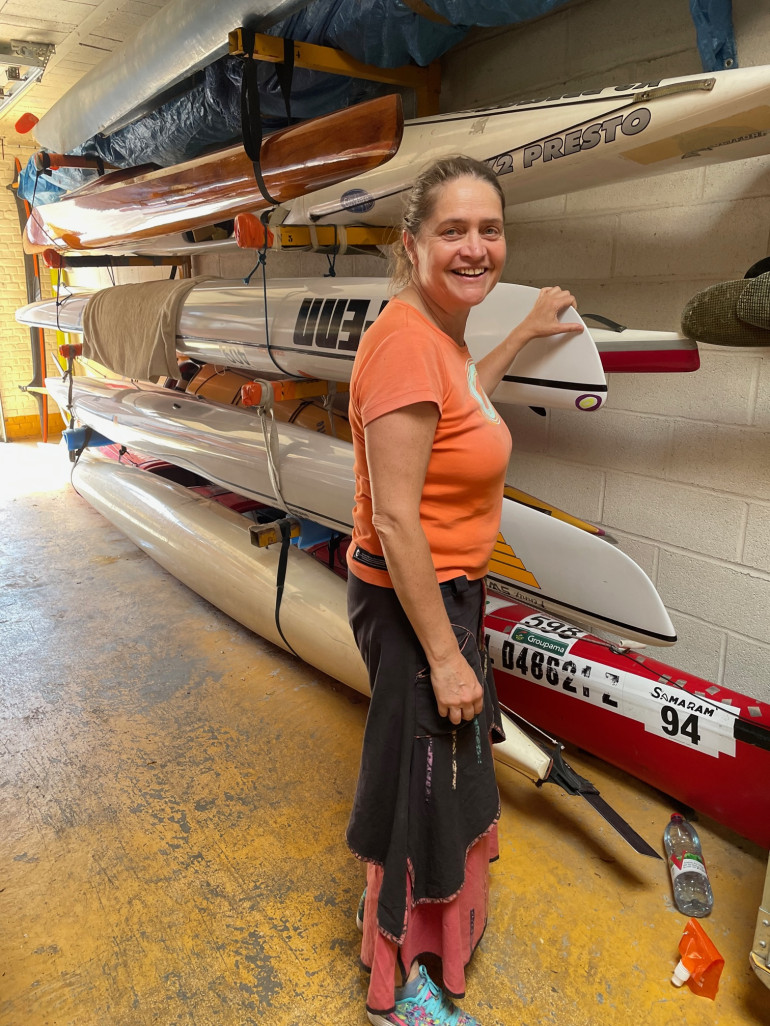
[347,298,512,587]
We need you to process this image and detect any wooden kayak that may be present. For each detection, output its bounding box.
[22,95,403,253]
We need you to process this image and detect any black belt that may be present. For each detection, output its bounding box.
[352,546,469,594]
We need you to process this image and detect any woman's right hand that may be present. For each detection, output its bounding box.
[430,651,485,725]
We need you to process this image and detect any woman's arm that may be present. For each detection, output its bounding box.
[475,285,582,397]
[364,402,484,725]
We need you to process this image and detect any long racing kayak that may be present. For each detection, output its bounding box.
[47,373,676,646]
[283,66,770,226]
[22,277,606,411]
[22,95,403,253]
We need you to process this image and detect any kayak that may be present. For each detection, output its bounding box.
[70,450,769,848]
[70,452,550,785]
[21,277,605,411]
[17,278,699,409]
[283,66,770,226]
[485,594,770,850]
[46,372,676,646]
[22,95,403,253]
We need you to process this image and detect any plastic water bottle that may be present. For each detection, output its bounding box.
[663,813,713,917]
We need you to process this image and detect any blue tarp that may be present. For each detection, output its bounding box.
[266,0,576,69]
[20,0,738,205]
[689,0,737,71]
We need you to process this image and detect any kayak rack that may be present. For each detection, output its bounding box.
[232,211,398,254]
[242,378,348,406]
[229,28,441,118]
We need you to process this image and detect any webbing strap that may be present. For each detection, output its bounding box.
[240,30,295,207]
[274,36,295,122]
[274,518,299,657]
[71,425,93,467]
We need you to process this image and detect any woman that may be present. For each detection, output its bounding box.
[346,155,581,1026]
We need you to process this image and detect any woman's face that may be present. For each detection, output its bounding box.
[405,175,506,317]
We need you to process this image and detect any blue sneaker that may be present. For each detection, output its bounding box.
[366,964,481,1025]
[356,887,366,932]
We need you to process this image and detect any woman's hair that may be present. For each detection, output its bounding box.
[390,155,506,288]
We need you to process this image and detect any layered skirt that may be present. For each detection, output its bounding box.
[346,573,505,1014]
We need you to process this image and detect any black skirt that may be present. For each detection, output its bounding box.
[346,573,505,944]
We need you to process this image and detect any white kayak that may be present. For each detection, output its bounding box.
[18,277,698,380]
[47,373,676,646]
[282,66,770,226]
[70,453,552,783]
[23,278,607,412]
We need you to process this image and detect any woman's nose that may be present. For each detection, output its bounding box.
[460,231,485,257]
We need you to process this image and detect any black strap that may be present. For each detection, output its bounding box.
[274,36,295,123]
[243,210,300,378]
[71,425,93,467]
[240,29,294,207]
[324,224,339,278]
[583,312,627,333]
[65,357,75,430]
[274,518,299,657]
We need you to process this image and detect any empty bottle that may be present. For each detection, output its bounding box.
[663,813,713,917]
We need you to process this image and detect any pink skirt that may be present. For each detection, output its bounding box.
[360,827,498,1014]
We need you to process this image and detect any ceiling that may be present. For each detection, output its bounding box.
[0,0,173,139]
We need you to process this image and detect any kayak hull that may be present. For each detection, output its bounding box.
[46,373,676,647]
[71,452,769,847]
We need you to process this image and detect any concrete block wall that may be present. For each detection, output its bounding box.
[441,0,770,700]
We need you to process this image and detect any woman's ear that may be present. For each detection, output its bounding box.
[403,229,417,268]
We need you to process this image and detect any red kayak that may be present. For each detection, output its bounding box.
[485,595,770,849]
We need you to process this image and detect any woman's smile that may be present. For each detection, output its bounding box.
[405,176,507,332]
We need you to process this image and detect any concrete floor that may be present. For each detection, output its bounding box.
[1,438,768,1026]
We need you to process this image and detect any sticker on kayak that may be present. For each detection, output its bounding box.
[486,624,739,758]
[340,188,376,213]
[510,613,586,656]
[575,393,603,411]
[488,533,540,589]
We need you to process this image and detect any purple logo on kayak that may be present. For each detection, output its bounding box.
[340,188,375,213]
[575,394,603,411]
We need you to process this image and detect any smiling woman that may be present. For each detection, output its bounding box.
[344,155,581,1026]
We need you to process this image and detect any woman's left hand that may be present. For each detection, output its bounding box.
[472,284,584,416]
[518,285,582,342]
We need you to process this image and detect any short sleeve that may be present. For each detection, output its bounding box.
[355,324,448,429]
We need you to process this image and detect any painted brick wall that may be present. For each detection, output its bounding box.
[0,138,57,437]
[440,0,770,700]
